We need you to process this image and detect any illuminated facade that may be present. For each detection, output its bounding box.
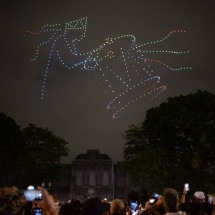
[55,149,131,201]
[70,149,114,202]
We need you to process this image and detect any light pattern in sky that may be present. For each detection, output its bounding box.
[26,17,191,118]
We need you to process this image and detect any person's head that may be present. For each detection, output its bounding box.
[201,202,214,215]
[140,189,149,205]
[109,199,125,215]
[0,187,26,215]
[82,197,103,215]
[141,189,148,195]
[163,188,179,213]
[60,202,82,215]
[194,191,205,203]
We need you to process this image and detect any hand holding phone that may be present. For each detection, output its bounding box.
[35,186,58,215]
[130,201,138,212]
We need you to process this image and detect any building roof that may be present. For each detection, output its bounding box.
[75,149,111,160]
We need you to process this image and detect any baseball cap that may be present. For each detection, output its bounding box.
[194,191,205,200]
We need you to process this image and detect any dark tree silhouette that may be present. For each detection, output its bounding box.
[123,90,215,192]
[0,113,69,187]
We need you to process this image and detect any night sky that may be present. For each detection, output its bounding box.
[1,0,215,163]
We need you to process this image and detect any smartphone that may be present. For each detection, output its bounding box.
[33,207,43,215]
[130,201,138,212]
[153,193,160,199]
[149,199,155,204]
[23,189,42,201]
[208,196,214,204]
[184,183,189,191]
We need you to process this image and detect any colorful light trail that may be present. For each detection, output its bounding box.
[26,17,191,118]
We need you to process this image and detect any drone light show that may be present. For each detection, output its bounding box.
[26,17,191,119]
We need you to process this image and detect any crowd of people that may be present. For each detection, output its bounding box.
[0,185,214,215]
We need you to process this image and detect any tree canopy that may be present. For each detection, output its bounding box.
[122,90,215,193]
[17,124,69,186]
[0,113,21,174]
[0,113,69,187]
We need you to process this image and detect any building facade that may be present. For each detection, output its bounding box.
[55,149,131,202]
[70,149,114,202]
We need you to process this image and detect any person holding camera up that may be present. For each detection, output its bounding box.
[0,186,58,215]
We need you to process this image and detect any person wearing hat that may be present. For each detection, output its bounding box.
[194,191,205,203]
[193,191,213,215]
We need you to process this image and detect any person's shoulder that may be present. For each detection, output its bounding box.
[201,202,214,213]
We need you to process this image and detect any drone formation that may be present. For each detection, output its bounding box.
[26,17,191,118]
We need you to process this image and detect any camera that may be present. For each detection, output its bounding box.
[184,183,189,191]
[23,186,42,201]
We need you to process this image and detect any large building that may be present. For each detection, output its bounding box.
[70,149,114,202]
[55,149,131,201]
